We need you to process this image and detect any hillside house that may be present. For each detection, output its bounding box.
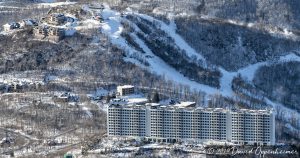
[47,14,66,25]
[33,26,48,39]
[48,27,65,41]
[34,26,65,41]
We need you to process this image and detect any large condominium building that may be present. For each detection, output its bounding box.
[230,109,275,145]
[107,102,275,145]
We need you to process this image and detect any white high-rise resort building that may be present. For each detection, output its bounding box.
[107,102,275,145]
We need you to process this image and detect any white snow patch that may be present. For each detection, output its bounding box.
[118,94,148,104]
[130,33,218,95]
[36,1,76,7]
[219,69,235,97]
[41,0,56,2]
[82,106,93,117]
[132,12,207,66]
[219,53,300,97]
[76,19,100,30]
[266,99,300,127]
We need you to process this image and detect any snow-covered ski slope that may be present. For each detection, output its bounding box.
[101,6,218,95]
[101,5,300,96]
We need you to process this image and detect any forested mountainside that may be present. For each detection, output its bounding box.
[175,16,300,71]
[254,61,300,112]
[196,0,300,29]
[0,29,163,87]
[0,0,299,145]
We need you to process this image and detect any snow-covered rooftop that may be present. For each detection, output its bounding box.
[110,100,273,114]
[233,108,274,115]
[118,85,134,89]
[127,97,148,104]
[173,101,196,108]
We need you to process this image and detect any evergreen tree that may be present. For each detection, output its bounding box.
[151,91,160,103]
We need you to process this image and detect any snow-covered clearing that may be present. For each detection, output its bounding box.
[82,106,93,118]
[220,53,300,97]
[266,99,300,127]
[226,19,298,40]
[220,53,300,127]
[36,1,76,7]
[101,6,219,95]
[41,0,56,2]
[75,19,101,30]
[131,11,207,66]
[199,15,298,41]
[132,33,218,94]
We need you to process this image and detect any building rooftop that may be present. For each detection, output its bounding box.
[117,85,134,89]
[173,101,196,108]
[231,108,274,115]
[109,101,274,114]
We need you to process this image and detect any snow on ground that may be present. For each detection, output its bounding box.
[101,6,144,68]
[132,10,300,101]
[100,6,219,95]
[101,5,300,103]
[131,11,207,66]
[75,19,101,30]
[126,10,266,97]
[96,101,108,112]
[220,53,300,127]
[238,53,300,81]
[279,53,300,61]
[36,1,76,7]
[200,16,299,40]
[285,123,299,134]
[237,62,266,81]
[101,8,124,44]
[41,96,55,105]
[131,33,218,94]
[93,88,109,97]
[266,99,300,127]
[41,0,56,2]
[173,101,196,108]
[127,97,148,104]
[1,2,299,127]
[117,94,148,104]
[130,11,300,101]
[219,53,300,97]
[219,69,235,97]
[82,106,93,118]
